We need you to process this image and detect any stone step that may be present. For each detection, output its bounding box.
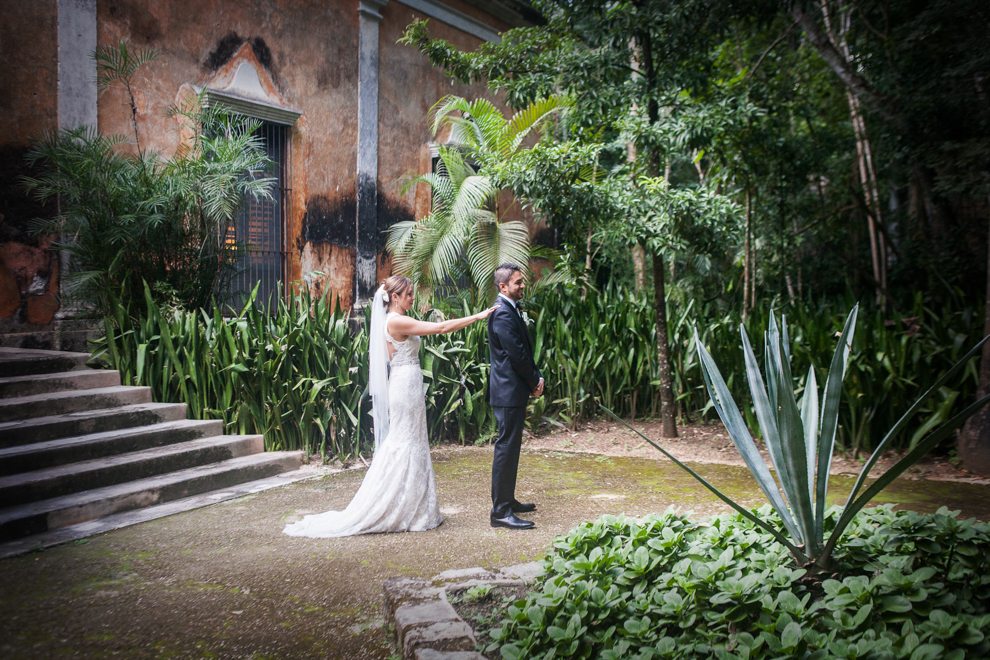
[0,402,188,448]
[0,369,122,399]
[0,419,224,476]
[0,434,265,506]
[0,386,151,423]
[0,451,304,542]
[0,347,92,377]
[0,330,94,354]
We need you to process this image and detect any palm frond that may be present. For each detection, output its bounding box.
[502,95,574,156]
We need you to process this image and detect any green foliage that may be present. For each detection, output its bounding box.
[682,305,988,566]
[93,282,368,458]
[401,2,990,319]
[92,282,983,459]
[530,286,983,454]
[487,506,990,660]
[22,41,274,313]
[388,95,572,304]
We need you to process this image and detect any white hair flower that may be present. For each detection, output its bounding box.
[382,292,390,303]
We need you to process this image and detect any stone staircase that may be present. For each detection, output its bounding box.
[0,347,304,544]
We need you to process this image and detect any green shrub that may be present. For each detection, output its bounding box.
[23,42,274,313]
[529,285,981,453]
[487,507,990,660]
[95,284,496,455]
[95,282,981,459]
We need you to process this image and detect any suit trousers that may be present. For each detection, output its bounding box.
[491,405,526,518]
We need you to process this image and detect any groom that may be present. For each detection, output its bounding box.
[487,263,544,530]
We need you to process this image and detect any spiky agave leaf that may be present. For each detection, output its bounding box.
[695,330,803,545]
[813,305,858,543]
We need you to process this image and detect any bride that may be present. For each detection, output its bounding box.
[283,276,498,538]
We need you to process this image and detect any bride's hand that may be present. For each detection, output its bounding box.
[476,304,500,321]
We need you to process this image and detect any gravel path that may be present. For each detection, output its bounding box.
[3,445,989,659]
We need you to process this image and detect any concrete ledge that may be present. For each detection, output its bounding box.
[0,465,317,560]
[0,451,303,542]
[0,402,188,447]
[0,369,120,399]
[0,434,264,506]
[0,386,152,423]
[384,562,542,659]
[0,419,226,476]
[0,347,92,377]
[414,650,487,660]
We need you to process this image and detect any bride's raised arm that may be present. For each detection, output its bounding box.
[387,305,499,339]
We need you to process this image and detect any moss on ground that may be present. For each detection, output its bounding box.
[2,446,989,659]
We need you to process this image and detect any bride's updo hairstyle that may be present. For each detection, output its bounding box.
[382,275,412,308]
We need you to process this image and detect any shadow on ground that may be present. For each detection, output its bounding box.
[3,446,990,659]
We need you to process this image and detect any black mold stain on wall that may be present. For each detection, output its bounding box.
[205,32,243,71]
[300,193,357,249]
[376,190,415,254]
[107,3,162,43]
[205,34,280,82]
[0,145,54,247]
[249,38,273,70]
[532,225,558,249]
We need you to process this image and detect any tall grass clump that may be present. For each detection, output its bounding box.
[93,283,370,458]
[528,286,982,454]
[94,281,981,459]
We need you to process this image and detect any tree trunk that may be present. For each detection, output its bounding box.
[959,73,990,475]
[632,244,646,291]
[959,215,990,475]
[652,250,678,438]
[743,187,752,319]
[791,2,901,125]
[827,4,889,310]
[849,90,887,309]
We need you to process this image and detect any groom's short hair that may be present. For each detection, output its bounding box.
[494,263,521,288]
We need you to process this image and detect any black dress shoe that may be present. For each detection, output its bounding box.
[490,513,535,530]
[511,501,536,513]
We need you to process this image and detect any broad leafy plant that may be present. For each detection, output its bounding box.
[605,307,989,570]
[488,506,990,660]
[387,95,572,303]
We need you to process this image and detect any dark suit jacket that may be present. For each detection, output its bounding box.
[487,299,542,407]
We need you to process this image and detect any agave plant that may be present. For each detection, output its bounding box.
[604,306,989,571]
[387,94,572,303]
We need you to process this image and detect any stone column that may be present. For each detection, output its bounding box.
[355,0,388,305]
[58,0,97,131]
[56,0,98,321]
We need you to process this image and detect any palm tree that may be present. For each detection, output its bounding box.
[386,95,571,303]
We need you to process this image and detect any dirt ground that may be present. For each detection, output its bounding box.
[3,441,990,660]
[525,419,988,484]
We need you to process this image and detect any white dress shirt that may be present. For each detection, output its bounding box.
[497,293,518,311]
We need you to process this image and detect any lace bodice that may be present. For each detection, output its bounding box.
[385,312,421,367]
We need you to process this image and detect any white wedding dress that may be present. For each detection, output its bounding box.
[283,312,443,538]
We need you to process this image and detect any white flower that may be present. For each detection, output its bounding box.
[383,292,390,303]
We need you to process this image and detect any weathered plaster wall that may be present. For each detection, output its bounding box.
[96,0,361,309]
[0,0,61,324]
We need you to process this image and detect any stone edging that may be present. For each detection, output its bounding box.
[384,561,542,660]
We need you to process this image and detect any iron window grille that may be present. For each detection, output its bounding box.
[225,121,292,312]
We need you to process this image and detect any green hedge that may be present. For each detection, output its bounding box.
[487,506,990,660]
[93,283,981,458]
